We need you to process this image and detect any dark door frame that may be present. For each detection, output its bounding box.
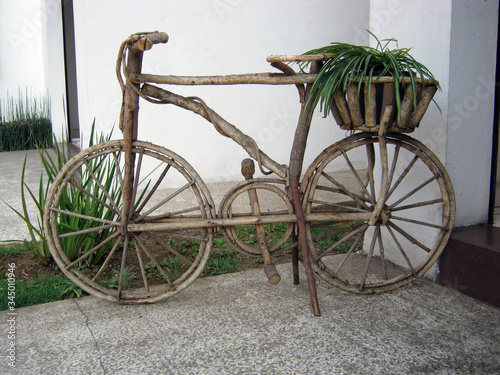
[61,0,80,144]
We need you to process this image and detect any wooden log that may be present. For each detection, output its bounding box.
[121,46,144,234]
[141,84,288,178]
[364,82,377,127]
[131,72,317,86]
[346,84,364,126]
[126,211,373,232]
[368,105,392,226]
[290,175,321,316]
[340,123,410,133]
[407,85,438,128]
[289,61,322,180]
[329,98,344,125]
[241,159,281,285]
[359,76,437,86]
[381,82,395,125]
[266,54,333,63]
[333,89,352,125]
[134,73,437,88]
[397,84,421,128]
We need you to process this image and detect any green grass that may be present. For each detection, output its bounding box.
[0,272,83,310]
[0,242,84,310]
[0,242,32,257]
[206,238,243,276]
[310,222,363,253]
[97,267,136,290]
[1,220,356,310]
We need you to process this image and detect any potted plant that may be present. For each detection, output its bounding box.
[301,32,440,132]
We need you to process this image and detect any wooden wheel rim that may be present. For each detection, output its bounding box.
[301,132,456,293]
[219,179,294,257]
[44,140,215,303]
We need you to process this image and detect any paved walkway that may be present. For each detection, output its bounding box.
[0,149,50,242]
[1,262,499,374]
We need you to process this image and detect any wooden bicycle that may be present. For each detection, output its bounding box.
[44,32,455,315]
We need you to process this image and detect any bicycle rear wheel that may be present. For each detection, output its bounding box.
[301,132,455,293]
[44,140,214,303]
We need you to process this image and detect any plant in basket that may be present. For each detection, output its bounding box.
[301,31,440,132]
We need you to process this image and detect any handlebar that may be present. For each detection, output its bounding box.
[127,31,169,52]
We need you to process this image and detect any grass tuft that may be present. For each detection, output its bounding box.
[0,88,52,152]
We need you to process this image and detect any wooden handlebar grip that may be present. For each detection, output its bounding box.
[129,32,169,53]
[241,159,281,284]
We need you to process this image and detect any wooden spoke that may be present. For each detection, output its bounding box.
[134,236,149,291]
[321,171,371,210]
[386,154,419,200]
[135,164,171,213]
[58,224,116,239]
[144,230,210,243]
[333,229,366,274]
[366,143,376,201]
[129,147,145,218]
[341,148,375,205]
[68,180,121,217]
[111,151,124,188]
[82,159,121,214]
[312,184,372,204]
[386,225,417,277]
[134,181,195,222]
[117,235,130,299]
[387,144,400,189]
[50,207,120,226]
[134,234,173,286]
[387,221,432,253]
[389,215,448,230]
[359,224,380,291]
[391,198,443,212]
[377,228,387,281]
[65,231,121,269]
[92,236,124,281]
[315,223,369,260]
[388,174,441,209]
[146,231,193,267]
[309,199,368,213]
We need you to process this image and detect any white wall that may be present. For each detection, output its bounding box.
[370,0,498,228]
[0,0,66,137]
[0,0,46,95]
[446,0,498,227]
[72,0,370,183]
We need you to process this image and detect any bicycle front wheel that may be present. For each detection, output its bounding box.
[44,140,215,303]
[301,132,455,293]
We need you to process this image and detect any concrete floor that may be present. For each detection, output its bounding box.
[1,261,499,374]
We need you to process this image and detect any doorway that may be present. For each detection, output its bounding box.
[62,0,80,147]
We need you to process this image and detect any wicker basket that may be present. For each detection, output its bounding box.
[330,77,438,133]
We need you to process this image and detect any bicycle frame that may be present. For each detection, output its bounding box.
[117,31,328,314]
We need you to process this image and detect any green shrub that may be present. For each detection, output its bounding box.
[3,121,117,262]
[0,89,52,151]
